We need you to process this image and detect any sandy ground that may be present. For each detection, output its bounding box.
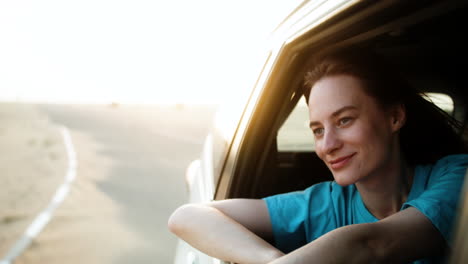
[0,103,145,263]
[0,103,67,256]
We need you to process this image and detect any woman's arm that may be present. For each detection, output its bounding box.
[168,199,284,264]
[269,207,446,264]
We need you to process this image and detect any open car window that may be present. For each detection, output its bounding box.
[277,98,315,152]
[424,92,455,116]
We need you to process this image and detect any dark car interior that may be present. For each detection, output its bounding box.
[222,0,468,200]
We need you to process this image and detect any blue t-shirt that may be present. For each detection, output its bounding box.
[263,154,468,263]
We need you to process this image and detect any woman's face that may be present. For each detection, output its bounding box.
[308,74,400,186]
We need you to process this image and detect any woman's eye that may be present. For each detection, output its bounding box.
[312,128,324,137]
[338,117,353,126]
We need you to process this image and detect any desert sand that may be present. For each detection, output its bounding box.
[0,103,67,257]
[0,103,145,264]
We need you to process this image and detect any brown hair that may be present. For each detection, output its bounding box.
[302,47,466,165]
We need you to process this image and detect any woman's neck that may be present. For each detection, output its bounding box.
[355,154,413,220]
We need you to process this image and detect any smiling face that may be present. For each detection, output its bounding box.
[308,74,403,186]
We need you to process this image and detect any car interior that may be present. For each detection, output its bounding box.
[221,0,468,200]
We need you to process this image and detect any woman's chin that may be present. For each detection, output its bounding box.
[332,173,358,186]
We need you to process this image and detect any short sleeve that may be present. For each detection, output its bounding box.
[403,154,468,244]
[262,182,335,253]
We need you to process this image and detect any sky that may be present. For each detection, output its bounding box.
[0,0,301,104]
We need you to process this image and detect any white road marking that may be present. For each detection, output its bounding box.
[0,126,77,264]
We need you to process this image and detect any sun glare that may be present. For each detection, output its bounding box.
[0,0,301,105]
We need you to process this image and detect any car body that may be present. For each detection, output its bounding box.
[174,1,468,263]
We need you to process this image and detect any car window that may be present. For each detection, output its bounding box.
[277,98,315,152]
[423,92,454,115]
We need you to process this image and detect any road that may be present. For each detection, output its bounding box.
[16,103,217,264]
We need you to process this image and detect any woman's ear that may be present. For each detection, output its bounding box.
[390,103,406,132]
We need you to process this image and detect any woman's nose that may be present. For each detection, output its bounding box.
[321,128,342,155]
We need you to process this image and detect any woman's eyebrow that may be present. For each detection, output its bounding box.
[331,105,358,118]
[309,105,358,128]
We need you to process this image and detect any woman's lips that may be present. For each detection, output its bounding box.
[329,153,356,170]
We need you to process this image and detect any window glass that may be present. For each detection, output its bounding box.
[423,92,454,115]
[277,99,315,152]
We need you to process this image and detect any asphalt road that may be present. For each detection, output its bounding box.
[32,103,217,264]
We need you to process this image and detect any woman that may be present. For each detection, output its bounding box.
[168,47,468,263]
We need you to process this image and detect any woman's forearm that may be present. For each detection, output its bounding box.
[269,223,380,264]
[269,207,446,264]
[168,204,284,264]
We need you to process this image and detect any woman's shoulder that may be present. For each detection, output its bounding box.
[405,154,468,245]
[436,153,468,163]
[414,154,468,187]
[416,154,468,171]
[430,154,468,174]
